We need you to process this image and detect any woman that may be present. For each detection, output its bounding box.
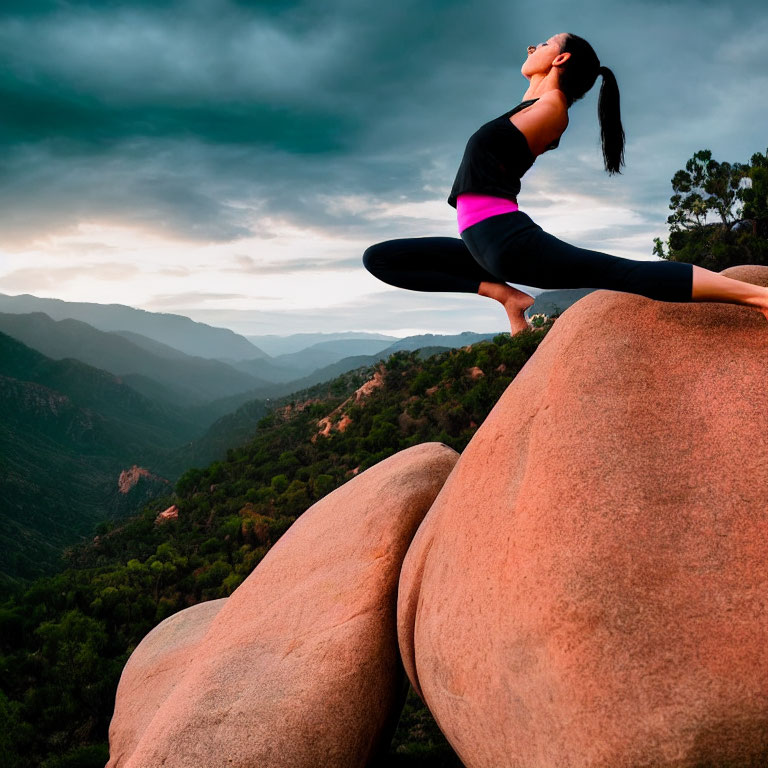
[362,32,768,335]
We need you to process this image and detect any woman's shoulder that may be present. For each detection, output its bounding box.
[509,90,568,157]
[536,89,568,106]
[528,90,568,120]
[516,90,568,120]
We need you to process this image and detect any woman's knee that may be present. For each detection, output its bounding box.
[362,241,393,275]
[463,245,510,284]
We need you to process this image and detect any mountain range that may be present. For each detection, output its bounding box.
[0,289,592,587]
[0,292,266,360]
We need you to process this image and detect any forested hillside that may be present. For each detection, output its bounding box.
[0,332,195,586]
[0,321,554,768]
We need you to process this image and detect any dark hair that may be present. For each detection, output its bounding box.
[557,33,625,175]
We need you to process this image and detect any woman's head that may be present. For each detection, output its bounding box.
[542,32,626,175]
[556,33,601,106]
[521,33,570,80]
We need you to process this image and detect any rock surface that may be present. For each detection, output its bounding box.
[398,268,768,768]
[107,441,458,768]
[107,598,227,767]
[118,466,155,494]
[155,503,179,523]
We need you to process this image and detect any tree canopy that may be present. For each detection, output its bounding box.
[654,147,768,270]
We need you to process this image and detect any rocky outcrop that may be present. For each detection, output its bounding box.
[466,366,484,379]
[111,465,171,519]
[313,364,386,441]
[154,504,179,524]
[106,442,458,768]
[352,366,385,402]
[118,466,155,493]
[398,267,768,768]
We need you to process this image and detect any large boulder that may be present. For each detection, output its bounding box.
[108,441,458,768]
[398,268,768,768]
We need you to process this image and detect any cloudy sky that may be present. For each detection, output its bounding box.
[0,0,766,337]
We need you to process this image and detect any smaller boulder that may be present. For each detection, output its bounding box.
[108,442,458,768]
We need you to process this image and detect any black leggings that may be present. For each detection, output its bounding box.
[363,210,694,303]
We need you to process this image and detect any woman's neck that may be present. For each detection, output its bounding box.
[522,71,563,101]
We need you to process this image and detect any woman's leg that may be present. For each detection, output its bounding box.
[461,211,768,318]
[362,236,499,293]
[690,265,768,312]
[362,236,534,333]
[461,212,693,301]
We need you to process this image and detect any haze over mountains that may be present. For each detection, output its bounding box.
[0,293,400,361]
[0,312,270,406]
[0,292,266,360]
[0,289,592,359]
[243,332,398,357]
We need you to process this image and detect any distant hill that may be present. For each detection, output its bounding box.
[194,356,385,436]
[0,332,198,586]
[0,292,267,360]
[298,338,400,356]
[0,312,270,406]
[229,339,394,382]
[115,327,324,392]
[381,330,499,353]
[260,334,500,391]
[526,288,596,318]
[211,338,496,407]
[224,356,321,385]
[158,398,273,478]
[223,334,502,386]
[244,331,398,357]
[268,338,394,370]
[112,330,193,360]
[182,331,547,422]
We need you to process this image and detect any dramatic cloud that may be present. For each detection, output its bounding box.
[0,262,143,291]
[0,0,766,334]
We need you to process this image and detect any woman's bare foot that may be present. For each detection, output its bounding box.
[478,281,536,335]
[692,266,768,325]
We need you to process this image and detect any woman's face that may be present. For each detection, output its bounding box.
[521,33,567,78]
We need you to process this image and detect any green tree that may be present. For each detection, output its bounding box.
[667,149,748,230]
[35,610,109,693]
[270,474,289,494]
[742,148,768,221]
[0,689,34,768]
[654,147,767,269]
[313,473,335,498]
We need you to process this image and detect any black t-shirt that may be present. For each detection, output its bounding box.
[447,98,559,209]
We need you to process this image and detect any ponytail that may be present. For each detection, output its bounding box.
[597,65,625,175]
[558,34,627,175]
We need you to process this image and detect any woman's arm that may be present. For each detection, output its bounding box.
[509,90,569,157]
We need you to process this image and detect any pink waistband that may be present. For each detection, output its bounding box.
[457,193,519,233]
